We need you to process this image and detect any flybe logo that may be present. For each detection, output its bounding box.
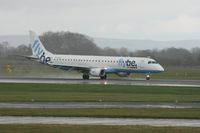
[32,40,50,64]
[118,58,137,69]
[40,52,51,64]
[32,40,44,56]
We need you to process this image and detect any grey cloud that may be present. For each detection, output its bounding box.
[0,0,200,40]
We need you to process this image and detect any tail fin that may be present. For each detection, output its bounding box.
[29,31,53,63]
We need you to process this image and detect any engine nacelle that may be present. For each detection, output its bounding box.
[116,72,130,77]
[89,68,106,77]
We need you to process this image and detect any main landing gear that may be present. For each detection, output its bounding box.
[82,73,89,80]
[82,74,107,80]
[100,75,107,80]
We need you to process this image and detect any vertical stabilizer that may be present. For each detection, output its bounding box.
[29,31,53,63]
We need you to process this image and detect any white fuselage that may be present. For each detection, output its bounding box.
[29,31,164,79]
[47,54,164,74]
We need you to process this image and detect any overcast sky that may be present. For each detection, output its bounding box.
[1,0,200,40]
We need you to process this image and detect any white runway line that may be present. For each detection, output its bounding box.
[0,102,199,109]
[0,117,200,127]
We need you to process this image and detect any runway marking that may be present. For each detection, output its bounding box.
[0,102,199,109]
[0,117,200,127]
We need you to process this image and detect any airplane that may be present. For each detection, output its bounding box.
[26,31,164,80]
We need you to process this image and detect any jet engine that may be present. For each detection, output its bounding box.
[89,68,106,77]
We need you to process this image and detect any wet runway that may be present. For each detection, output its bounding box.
[0,102,199,109]
[0,116,200,127]
[0,77,200,87]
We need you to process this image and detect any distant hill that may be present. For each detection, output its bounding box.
[94,38,200,51]
[0,35,29,47]
[0,35,200,51]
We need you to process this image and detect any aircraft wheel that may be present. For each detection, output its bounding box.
[100,75,107,80]
[146,74,150,80]
[82,74,89,80]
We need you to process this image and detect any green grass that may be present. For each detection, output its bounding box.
[0,108,200,119]
[0,125,200,133]
[152,66,200,80]
[0,83,200,102]
[0,63,78,78]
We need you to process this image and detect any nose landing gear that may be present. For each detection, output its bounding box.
[146,74,150,80]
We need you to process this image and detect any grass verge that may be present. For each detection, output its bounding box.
[0,108,200,119]
[0,83,200,102]
[0,125,200,133]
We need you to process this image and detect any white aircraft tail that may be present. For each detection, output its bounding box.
[29,31,53,63]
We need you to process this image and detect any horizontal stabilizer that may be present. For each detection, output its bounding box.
[17,55,39,60]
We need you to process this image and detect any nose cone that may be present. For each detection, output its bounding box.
[158,65,164,72]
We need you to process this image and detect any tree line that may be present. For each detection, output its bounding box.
[0,31,200,66]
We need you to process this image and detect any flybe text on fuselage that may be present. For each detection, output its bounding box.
[118,58,137,69]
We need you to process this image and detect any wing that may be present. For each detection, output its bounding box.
[50,64,91,73]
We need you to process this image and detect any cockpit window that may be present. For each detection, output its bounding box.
[148,61,158,64]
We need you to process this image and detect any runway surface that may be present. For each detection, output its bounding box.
[0,117,200,127]
[0,77,200,87]
[0,102,199,109]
